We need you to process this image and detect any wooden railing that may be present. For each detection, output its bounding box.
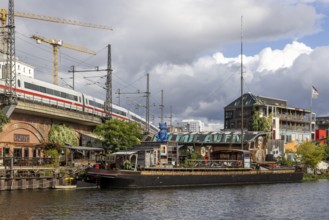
[0,157,55,167]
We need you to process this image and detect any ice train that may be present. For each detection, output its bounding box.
[0,74,158,133]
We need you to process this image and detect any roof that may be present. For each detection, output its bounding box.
[224,92,288,109]
[112,151,138,155]
[63,145,104,151]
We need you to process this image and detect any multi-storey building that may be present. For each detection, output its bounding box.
[224,92,315,144]
[182,119,205,132]
[0,58,34,79]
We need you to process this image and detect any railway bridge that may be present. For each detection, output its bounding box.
[0,98,104,165]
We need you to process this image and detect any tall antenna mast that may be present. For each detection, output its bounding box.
[240,15,244,150]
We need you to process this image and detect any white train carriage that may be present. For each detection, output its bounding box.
[82,94,105,117]
[16,75,84,112]
[0,75,158,132]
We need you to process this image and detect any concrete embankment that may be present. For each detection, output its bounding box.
[0,177,61,190]
[0,164,93,190]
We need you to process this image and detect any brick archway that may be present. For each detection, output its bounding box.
[0,122,47,144]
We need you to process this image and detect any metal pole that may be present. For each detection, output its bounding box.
[160,90,164,123]
[6,0,16,102]
[10,157,14,179]
[240,15,244,150]
[72,65,75,90]
[169,106,173,132]
[117,89,121,106]
[146,73,150,133]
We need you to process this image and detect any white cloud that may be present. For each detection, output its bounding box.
[255,41,312,72]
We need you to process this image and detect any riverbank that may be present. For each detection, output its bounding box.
[303,173,329,181]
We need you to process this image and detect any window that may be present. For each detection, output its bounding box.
[225,111,233,119]
[3,148,10,156]
[17,80,21,87]
[40,86,46,93]
[54,90,60,97]
[24,148,29,158]
[14,148,22,158]
[46,88,53,95]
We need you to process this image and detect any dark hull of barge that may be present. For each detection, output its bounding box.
[85,168,304,189]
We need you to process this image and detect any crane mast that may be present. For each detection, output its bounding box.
[31,35,96,85]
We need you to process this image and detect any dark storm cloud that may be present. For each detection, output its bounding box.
[0,0,326,129]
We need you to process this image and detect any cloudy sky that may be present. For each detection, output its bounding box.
[1,0,329,130]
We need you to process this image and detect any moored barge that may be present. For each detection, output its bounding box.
[86,167,303,189]
[85,136,303,189]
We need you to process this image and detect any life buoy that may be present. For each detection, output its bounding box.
[201,147,206,157]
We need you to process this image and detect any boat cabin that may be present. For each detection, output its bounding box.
[106,141,254,170]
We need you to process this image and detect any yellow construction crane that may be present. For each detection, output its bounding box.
[31,35,96,85]
[0,9,112,30]
[0,8,110,85]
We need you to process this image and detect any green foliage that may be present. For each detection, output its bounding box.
[324,144,329,161]
[248,108,272,132]
[44,149,60,167]
[296,142,325,169]
[0,110,9,132]
[278,156,295,166]
[48,124,78,147]
[94,119,143,152]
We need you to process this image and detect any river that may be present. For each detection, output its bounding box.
[0,180,328,220]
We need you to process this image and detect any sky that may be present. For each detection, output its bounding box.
[1,0,329,130]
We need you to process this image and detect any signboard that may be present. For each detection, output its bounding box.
[14,134,30,142]
[160,145,167,156]
[243,153,251,168]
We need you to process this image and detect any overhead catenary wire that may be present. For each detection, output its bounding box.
[14,31,163,123]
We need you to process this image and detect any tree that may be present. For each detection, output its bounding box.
[296,142,325,169]
[48,124,78,148]
[323,144,329,161]
[248,107,272,132]
[94,119,143,152]
[0,110,9,132]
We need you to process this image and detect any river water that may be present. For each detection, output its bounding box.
[0,180,328,220]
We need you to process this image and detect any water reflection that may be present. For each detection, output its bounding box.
[0,181,328,220]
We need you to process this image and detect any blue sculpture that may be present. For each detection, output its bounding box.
[156,122,168,142]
